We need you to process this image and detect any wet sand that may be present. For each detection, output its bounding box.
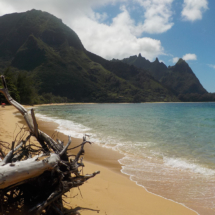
[0,105,198,215]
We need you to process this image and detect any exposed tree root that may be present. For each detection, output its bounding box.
[0,75,100,214]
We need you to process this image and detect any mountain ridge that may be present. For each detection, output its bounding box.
[119,54,207,96]
[0,9,209,104]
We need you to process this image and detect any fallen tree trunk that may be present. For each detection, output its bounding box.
[0,154,60,189]
[0,75,100,215]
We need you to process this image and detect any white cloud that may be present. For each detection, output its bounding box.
[208,64,215,69]
[172,53,197,63]
[181,0,208,22]
[182,53,197,61]
[0,0,124,22]
[173,57,179,63]
[135,0,174,34]
[94,12,108,22]
[0,0,171,60]
[71,6,164,60]
[0,1,14,15]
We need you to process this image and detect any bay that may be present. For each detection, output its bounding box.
[36,103,215,215]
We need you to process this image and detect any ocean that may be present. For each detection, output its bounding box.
[35,103,215,215]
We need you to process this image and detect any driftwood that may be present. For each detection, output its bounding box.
[0,75,100,214]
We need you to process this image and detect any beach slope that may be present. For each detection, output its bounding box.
[0,106,197,215]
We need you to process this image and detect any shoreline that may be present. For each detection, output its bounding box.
[0,105,198,215]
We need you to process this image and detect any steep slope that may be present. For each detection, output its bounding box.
[163,59,207,95]
[86,51,178,102]
[0,10,178,102]
[121,54,207,95]
[0,9,84,60]
[122,54,168,81]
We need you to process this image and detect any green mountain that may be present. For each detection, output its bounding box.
[85,51,179,102]
[0,10,179,103]
[121,54,207,96]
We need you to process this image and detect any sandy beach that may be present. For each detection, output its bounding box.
[0,105,198,215]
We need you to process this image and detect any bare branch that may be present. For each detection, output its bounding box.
[0,75,100,214]
[31,109,39,138]
[59,136,71,159]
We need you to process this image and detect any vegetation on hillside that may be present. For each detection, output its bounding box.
[0,10,180,104]
[0,68,68,104]
[1,10,209,104]
[120,54,209,101]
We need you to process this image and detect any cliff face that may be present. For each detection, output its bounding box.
[121,55,207,95]
[0,10,179,103]
[162,59,207,95]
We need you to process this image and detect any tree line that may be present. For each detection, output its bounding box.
[0,68,68,105]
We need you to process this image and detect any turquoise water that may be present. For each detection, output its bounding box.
[36,103,215,215]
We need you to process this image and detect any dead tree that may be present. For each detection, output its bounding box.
[0,75,100,215]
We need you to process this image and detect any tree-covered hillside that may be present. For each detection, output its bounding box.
[0,10,179,104]
[120,54,208,101]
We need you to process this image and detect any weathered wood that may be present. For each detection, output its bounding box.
[0,154,60,189]
[59,136,71,158]
[31,109,39,138]
[0,140,25,166]
[0,75,62,153]
[0,75,100,214]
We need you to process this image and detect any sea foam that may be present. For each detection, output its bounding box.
[163,157,215,176]
[36,113,91,139]
[35,103,215,214]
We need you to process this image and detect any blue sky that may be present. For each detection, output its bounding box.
[0,0,214,92]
